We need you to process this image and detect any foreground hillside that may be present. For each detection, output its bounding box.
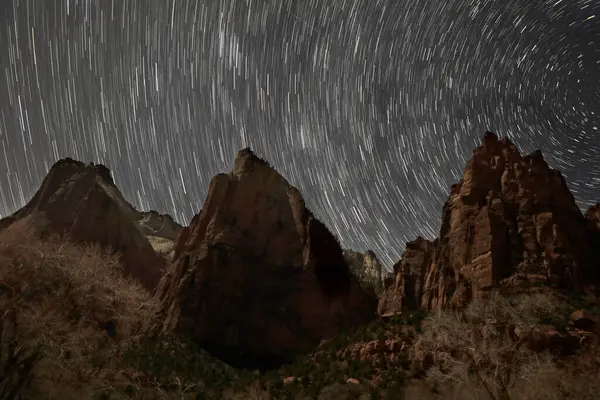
[1,131,600,399]
[2,228,599,399]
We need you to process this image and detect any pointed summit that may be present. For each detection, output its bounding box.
[153,148,376,369]
[0,158,165,290]
[231,147,275,177]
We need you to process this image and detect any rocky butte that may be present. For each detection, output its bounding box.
[380,131,600,315]
[153,148,378,369]
[0,158,166,291]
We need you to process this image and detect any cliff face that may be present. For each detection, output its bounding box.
[380,132,600,314]
[378,237,435,316]
[343,249,385,296]
[0,159,165,291]
[154,148,377,369]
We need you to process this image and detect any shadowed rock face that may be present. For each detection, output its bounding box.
[586,204,600,232]
[586,204,600,256]
[379,132,600,315]
[0,158,165,291]
[154,148,377,369]
[343,249,385,296]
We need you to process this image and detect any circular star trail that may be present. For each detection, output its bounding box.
[0,0,599,269]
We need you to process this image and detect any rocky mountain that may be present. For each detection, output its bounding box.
[380,132,600,314]
[153,148,378,369]
[343,249,385,296]
[0,158,166,291]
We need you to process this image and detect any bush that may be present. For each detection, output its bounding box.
[0,309,42,399]
[410,292,563,400]
[0,225,156,398]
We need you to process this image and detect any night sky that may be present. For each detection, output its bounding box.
[0,0,599,269]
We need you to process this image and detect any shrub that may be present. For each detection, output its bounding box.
[410,292,563,400]
[0,309,42,399]
[0,225,156,398]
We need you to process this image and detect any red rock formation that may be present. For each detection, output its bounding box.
[378,237,435,316]
[420,132,600,310]
[154,148,377,368]
[0,158,165,290]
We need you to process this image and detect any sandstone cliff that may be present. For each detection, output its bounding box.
[343,249,385,296]
[153,148,377,369]
[378,237,435,316]
[0,158,165,290]
[380,132,600,314]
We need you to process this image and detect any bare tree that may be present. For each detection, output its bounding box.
[411,293,561,400]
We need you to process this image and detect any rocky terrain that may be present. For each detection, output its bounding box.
[1,131,599,400]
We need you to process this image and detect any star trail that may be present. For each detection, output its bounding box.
[0,0,599,268]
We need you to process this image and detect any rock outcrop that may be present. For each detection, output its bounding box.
[136,210,183,241]
[585,204,600,232]
[0,158,165,290]
[154,148,377,369]
[379,132,600,315]
[378,237,435,316]
[135,210,183,262]
[343,249,385,296]
[421,132,600,309]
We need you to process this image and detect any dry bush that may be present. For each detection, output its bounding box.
[0,309,42,400]
[410,292,565,400]
[222,382,272,400]
[0,224,157,399]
